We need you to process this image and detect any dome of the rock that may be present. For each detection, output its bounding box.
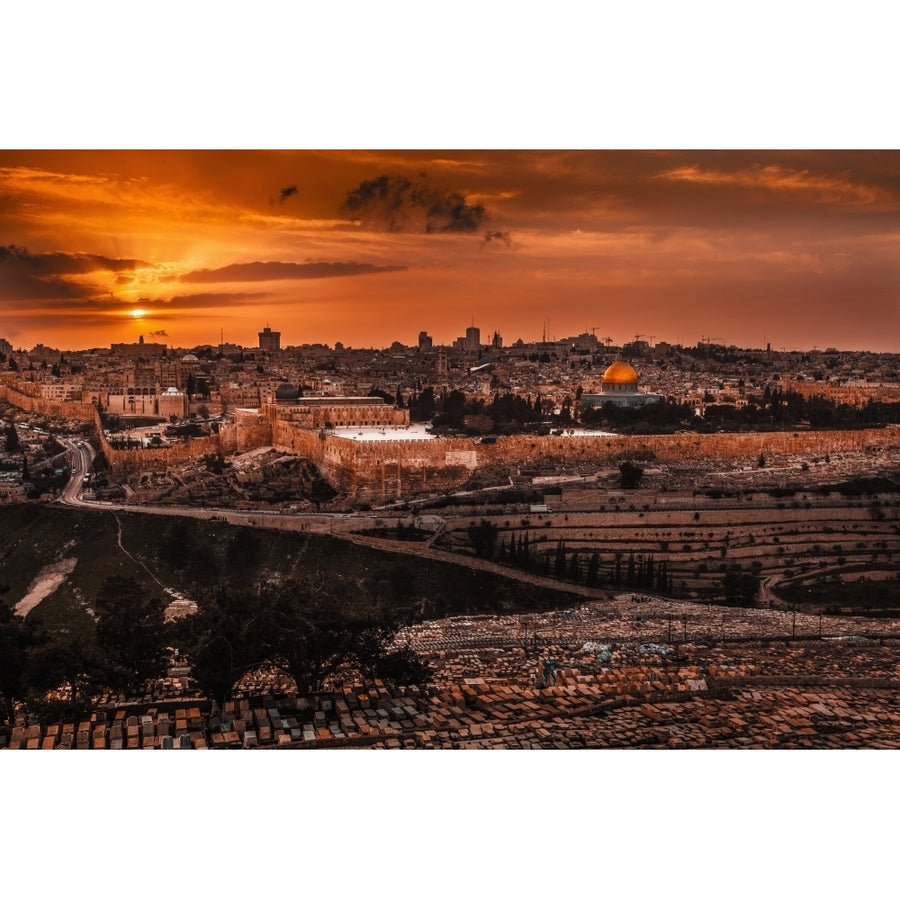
[601,361,638,386]
[579,358,661,409]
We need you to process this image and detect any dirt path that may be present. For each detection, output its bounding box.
[13,558,78,616]
[114,512,176,596]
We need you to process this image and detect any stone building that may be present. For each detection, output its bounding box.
[258,325,281,352]
[264,396,409,429]
[580,360,663,409]
[158,386,188,420]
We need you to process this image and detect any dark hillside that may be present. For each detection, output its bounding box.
[1,506,579,629]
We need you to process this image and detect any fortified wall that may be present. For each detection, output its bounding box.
[2,384,897,504]
[0,383,96,421]
[289,427,899,503]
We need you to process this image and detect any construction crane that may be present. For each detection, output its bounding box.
[700,335,722,345]
[589,327,615,348]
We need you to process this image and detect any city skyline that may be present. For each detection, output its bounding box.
[2,149,900,354]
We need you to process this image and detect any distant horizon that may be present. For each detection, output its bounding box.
[4,335,898,358]
[2,150,899,355]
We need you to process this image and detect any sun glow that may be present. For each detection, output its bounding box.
[130,308,147,318]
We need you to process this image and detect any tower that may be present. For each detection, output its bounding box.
[258,324,281,352]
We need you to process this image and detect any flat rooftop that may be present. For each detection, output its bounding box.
[330,424,436,441]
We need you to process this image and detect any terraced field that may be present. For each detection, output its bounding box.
[433,487,900,607]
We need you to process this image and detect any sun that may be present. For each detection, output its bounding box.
[130,308,147,319]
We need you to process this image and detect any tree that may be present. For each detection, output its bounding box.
[93,575,169,693]
[433,389,467,429]
[23,628,106,722]
[178,582,279,705]
[619,461,644,489]
[3,424,19,453]
[585,551,601,588]
[467,519,498,559]
[554,541,567,578]
[409,386,435,422]
[721,565,759,606]
[0,605,32,726]
[269,577,423,694]
[567,550,581,583]
[309,475,337,510]
[180,575,427,703]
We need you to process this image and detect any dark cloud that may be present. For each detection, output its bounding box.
[133,292,271,310]
[1,246,95,301]
[269,184,299,205]
[481,229,512,248]
[147,329,168,337]
[0,243,148,276]
[0,244,151,303]
[342,173,487,234]
[181,260,407,283]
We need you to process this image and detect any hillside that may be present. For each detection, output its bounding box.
[0,504,582,637]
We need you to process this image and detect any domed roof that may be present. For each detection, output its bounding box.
[274,382,300,400]
[601,360,638,385]
[181,353,199,362]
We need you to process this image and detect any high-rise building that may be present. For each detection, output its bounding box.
[418,331,433,350]
[258,325,281,352]
[464,326,481,353]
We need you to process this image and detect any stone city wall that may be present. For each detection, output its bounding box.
[2,385,896,501]
[298,426,899,503]
[97,410,222,475]
[0,383,96,421]
[90,420,900,499]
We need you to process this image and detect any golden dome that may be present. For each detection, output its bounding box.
[601,360,638,386]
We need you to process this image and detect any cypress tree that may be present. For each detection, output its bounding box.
[567,550,581,583]
[585,551,600,587]
[554,541,567,578]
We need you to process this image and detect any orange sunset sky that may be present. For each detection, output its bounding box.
[2,150,899,355]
